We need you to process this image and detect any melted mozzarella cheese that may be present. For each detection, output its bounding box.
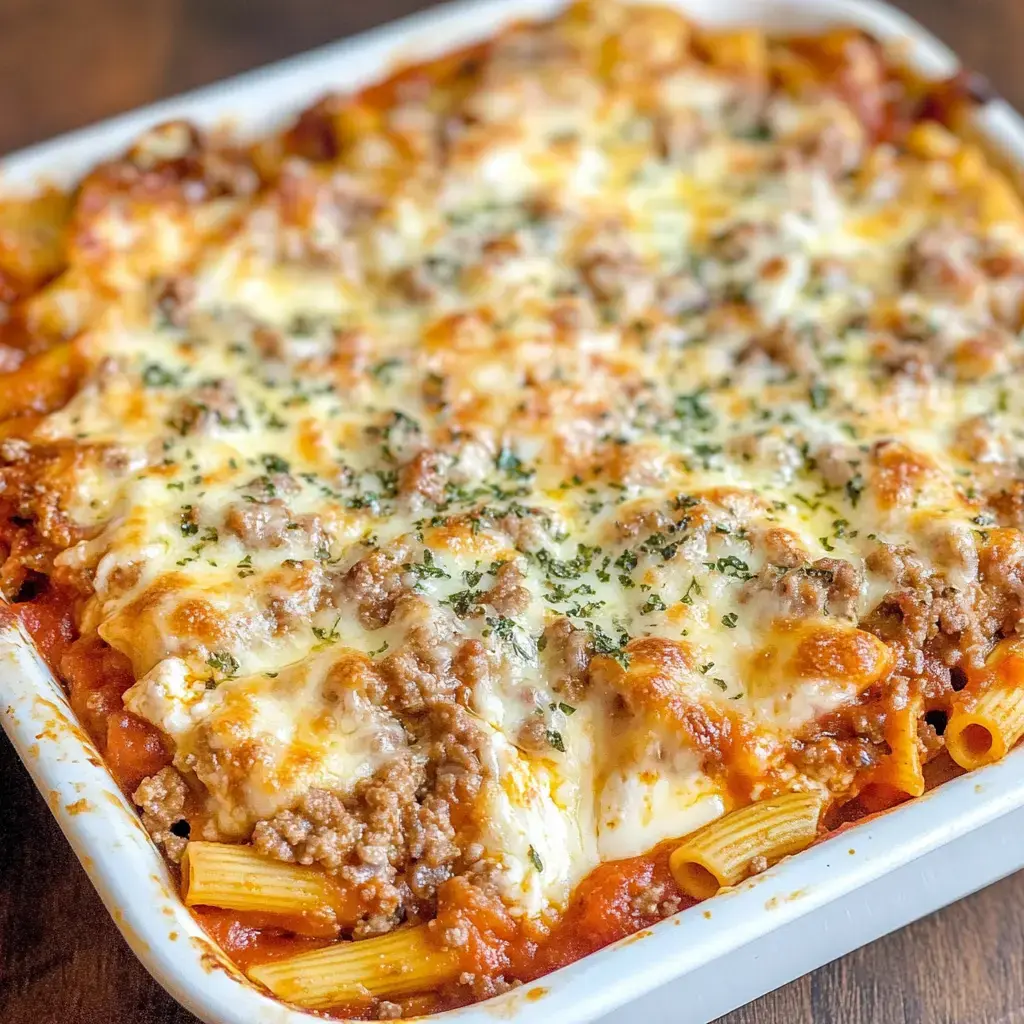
[14,2,1024,918]
[478,725,598,916]
[597,763,724,861]
[128,649,406,836]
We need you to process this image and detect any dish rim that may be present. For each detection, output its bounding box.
[4,1,1024,1022]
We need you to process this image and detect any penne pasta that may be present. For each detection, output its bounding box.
[946,684,1024,770]
[247,924,459,1009]
[6,0,1024,1014]
[181,842,343,938]
[669,792,824,900]
[887,702,926,798]
[0,342,82,421]
[946,646,1024,770]
[859,698,925,811]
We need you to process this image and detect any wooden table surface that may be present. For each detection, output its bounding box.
[2,1,1024,1021]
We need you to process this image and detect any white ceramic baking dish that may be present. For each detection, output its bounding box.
[4,2,1024,1022]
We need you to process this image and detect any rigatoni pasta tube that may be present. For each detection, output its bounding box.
[0,342,80,421]
[859,698,925,811]
[883,699,926,798]
[181,841,342,937]
[669,792,823,900]
[946,684,1024,769]
[946,644,1024,770]
[247,924,459,1009]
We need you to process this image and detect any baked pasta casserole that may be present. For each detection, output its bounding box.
[2,1,1023,1016]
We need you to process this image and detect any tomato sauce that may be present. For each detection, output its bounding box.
[15,587,172,791]
[528,840,697,977]
[194,908,332,971]
[104,709,174,791]
[195,841,699,1019]
[422,840,697,1001]
[13,582,76,670]
[8,577,956,1020]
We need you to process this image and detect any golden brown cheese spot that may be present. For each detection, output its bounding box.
[594,638,732,754]
[6,0,1024,967]
[869,441,939,510]
[791,624,893,689]
[99,573,239,677]
[321,649,383,702]
[168,599,229,643]
[747,622,891,696]
[618,636,698,689]
[949,329,1012,382]
[421,523,508,560]
[99,570,187,618]
[592,441,675,489]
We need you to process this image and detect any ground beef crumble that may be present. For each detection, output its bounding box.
[133,766,190,863]
[742,556,863,620]
[862,542,995,685]
[252,751,467,936]
[457,972,520,1003]
[541,617,593,699]
[340,541,415,629]
[629,882,682,919]
[482,560,531,616]
[250,615,489,938]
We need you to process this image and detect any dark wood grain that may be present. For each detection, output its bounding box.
[1,2,1023,1022]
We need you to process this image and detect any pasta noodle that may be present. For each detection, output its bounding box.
[858,697,925,811]
[247,924,459,1009]
[699,27,768,77]
[947,687,1024,770]
[181,842,343,938]
[946,684,1024,769]
[669,793,824,900]
[0,342,80,420]
[946,645,1024,770]
[1,0,1019,1012]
